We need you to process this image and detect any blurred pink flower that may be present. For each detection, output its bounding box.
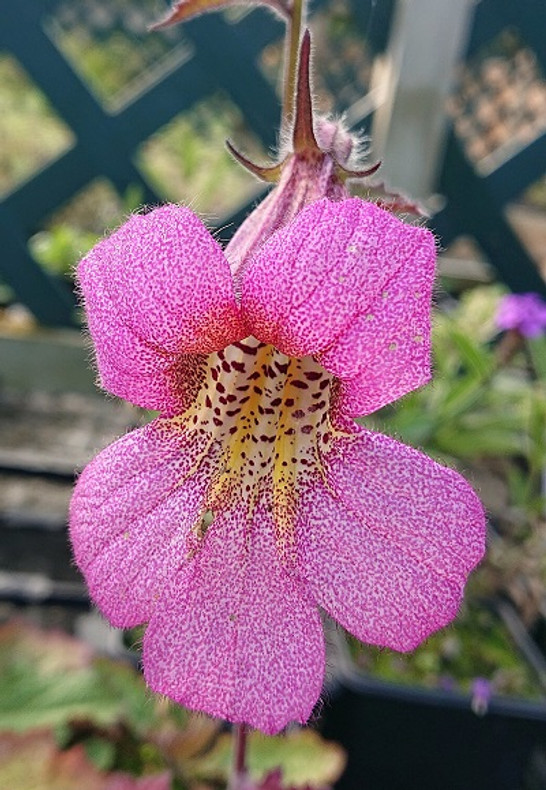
[69,192,485,734]
[496,292,546,338]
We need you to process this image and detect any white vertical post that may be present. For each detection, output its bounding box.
[371,0,477,199]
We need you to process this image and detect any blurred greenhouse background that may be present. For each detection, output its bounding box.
[1,0,546,788]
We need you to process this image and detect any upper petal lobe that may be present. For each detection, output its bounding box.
[241,198,435,415]
[78,205,246,411]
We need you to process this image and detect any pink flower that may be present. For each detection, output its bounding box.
[69,37,484,734]
[69,194,485,734]
[496,292,546,338]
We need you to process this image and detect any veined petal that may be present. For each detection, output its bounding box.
[241,198,435,414]
[69,417,221,628]
[319,238,433,415]
[84,286,208,415]
[295,426,485,651]
[143,489,324,734]
[78,205,246,409]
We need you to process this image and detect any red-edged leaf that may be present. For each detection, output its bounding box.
[0,730,172,790]
[151,0,289,30]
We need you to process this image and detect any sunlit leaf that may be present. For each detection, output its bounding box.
[0,730,172,790]
[0,621,159,733]
[189,729,345,787]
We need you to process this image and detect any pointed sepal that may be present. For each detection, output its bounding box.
[292,29,320,155]
[226,140,284,183]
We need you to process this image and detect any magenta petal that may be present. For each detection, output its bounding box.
[296,427,485,651]
[241,199,435,415]
[143,491,324,734]
[78,205,246,408]
[84,278,206,414]
[319,235,434,415]
[69,418,221,628]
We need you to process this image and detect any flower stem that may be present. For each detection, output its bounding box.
[228,723,249,790]
[282,0,306,133]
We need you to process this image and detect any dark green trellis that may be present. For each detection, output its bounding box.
[1,0,388,327]
[0,0,285,325]
[433,0,546,297]
[1,0,545,329]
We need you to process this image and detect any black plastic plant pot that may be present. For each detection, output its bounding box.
[320,672,546,790]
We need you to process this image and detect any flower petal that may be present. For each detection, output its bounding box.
[69,417,221,628]
[295,426,485,651]
[241,198,435,414]
[78,205,246,409]
[143,490,324,734]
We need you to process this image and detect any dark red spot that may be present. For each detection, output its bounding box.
[226,408,240,417]
[221,360,231,372]
[275,361,289,374]
[253,385,263,395]
[301,425,313,434]
[235,340,259,355]
[213,417,223,427]
[291,379,309,389]
[320,379,330,390]
[292,409,305,419]
[232,361,246,373]
[227,394,237,403]
[205,395,212,408]
[285,398,295,407]
[211,367,218,381]
[308,400,326,413]
[216,382,226,393]
[240,396,250,404]
[304,370,322,380]
[271,397,282,407]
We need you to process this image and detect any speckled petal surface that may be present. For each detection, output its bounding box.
[78,205,246,410]
[241,199,435,415]
[69,418,221,628]
[319,231,434,415]
[295,426,485,651]
[143,490,324,734]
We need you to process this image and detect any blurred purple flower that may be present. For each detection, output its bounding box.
[496,292,546,338]
[471,677,492,716]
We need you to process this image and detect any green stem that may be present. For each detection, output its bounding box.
[282,0,306,133]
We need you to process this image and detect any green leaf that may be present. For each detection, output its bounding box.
[0,621,158,733]
[528,336,546,380]
[189,729,345,787]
